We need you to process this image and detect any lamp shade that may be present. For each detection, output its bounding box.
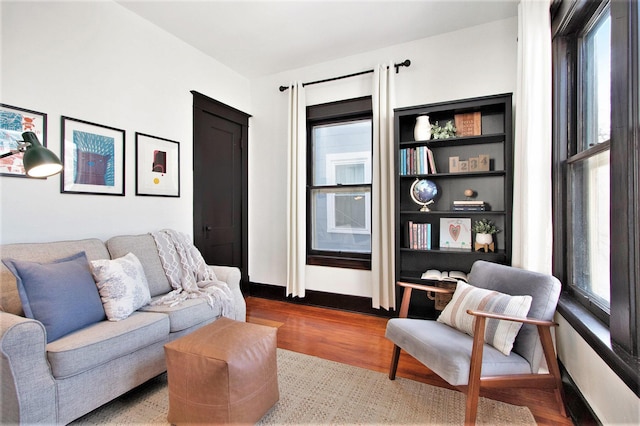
[21,132,63,178]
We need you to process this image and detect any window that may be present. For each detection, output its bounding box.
[553,0,640,375]
[325,150,371,235]
[307,97,373,269]
[567,6,611,316]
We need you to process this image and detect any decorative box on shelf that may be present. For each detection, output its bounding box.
[454,112,482,136]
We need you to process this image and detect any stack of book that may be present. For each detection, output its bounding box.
[452,200,487,211]
[399,146,437,175]
[407,221,431,250]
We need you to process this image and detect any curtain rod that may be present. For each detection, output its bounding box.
[278,59,411,92]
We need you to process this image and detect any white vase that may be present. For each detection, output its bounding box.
[475,233,493,245]
[414,115,431,141]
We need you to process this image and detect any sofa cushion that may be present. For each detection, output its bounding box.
[0,238,110,316]
[437,281,532,355]
[140,297,222,333]
[90,253,152,321]
[46,311,169,379]
[2,252,106,342]
[106,234,172,297]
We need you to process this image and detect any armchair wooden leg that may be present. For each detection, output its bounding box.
[538,325,568,417]
[389,345,401,380]
[465,316,487,425]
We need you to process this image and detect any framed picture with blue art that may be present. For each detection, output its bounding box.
[135,132,180,197]
[0,104,47,178]
[61,116,125,195]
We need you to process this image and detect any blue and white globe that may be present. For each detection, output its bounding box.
[410,179,438,211]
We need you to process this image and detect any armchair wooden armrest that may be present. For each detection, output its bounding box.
[465,307,567,423]
[396,281,455,318]
[466,309,558,327]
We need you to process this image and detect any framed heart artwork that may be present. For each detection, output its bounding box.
[439,217,472,250]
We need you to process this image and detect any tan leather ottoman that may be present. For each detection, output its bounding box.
[164,317,279,425]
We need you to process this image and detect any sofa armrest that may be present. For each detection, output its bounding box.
[0,312,57,424]
[210,265,241,290]
[209,265,246,322]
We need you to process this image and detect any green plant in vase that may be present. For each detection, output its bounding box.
[472,218,501,235]
[472,219,500,251]
[430,120,457,139]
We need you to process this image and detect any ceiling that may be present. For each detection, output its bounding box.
[116,0,519,79]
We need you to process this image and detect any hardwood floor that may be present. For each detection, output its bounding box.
[246,296,574,425]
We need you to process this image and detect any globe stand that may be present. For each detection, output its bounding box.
[419,200,434,212]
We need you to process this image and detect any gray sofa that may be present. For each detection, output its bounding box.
[0,233,246,425]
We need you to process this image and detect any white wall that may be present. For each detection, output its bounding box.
[0,0,250,244]
[556,314,640,425]
[248,17,518,297]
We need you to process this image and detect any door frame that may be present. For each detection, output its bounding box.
[191,90,250,289]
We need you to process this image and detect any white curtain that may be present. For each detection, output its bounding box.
[512,0,553,274]
[371,63,396,310]
[286,82,307,297]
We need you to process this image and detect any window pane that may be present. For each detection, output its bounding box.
[312,119,372,185]
[582,11,611,149]
[570,150,610,309]
[335,163,364,184]
[335,193,366,229]
[311,187,371,253]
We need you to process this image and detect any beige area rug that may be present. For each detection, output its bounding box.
[72,349,536,425]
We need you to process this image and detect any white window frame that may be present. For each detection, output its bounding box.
[325,152,371,234]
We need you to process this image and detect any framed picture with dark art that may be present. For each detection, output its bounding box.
[0,104,47,178]
[61,116,125,195]
[135,132,180,197]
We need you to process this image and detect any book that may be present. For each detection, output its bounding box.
[408,221,431,250]
[453,200,486,205]
[453,206,487,211]
[454,112,482,136]
[452,200,488,211]
[420,269,468,282]
[427,148,437,174]
[400,147,433,175]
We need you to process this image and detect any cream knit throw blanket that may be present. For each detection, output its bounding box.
[150,229,234,318]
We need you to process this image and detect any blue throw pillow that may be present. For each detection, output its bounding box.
[2,252,106,342]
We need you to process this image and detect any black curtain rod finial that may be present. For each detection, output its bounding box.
[395,59,411,73]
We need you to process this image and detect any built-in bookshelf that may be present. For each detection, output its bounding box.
[394,93,513,317]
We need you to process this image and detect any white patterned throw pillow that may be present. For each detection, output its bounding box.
[90,252,152,321]
[437,281,532,355]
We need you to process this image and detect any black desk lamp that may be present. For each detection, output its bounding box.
[0,131,62,178]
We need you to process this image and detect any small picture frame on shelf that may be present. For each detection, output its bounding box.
[439,217,472,250]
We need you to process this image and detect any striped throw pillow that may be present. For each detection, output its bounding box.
[437,281,532,355]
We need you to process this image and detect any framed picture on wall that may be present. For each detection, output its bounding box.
[61,116,125,195]
[0,104,48,178]
[135,132,180,197]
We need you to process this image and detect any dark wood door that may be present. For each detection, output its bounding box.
[192,91,250,287]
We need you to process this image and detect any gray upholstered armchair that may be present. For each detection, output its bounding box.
[385,260,567,425]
